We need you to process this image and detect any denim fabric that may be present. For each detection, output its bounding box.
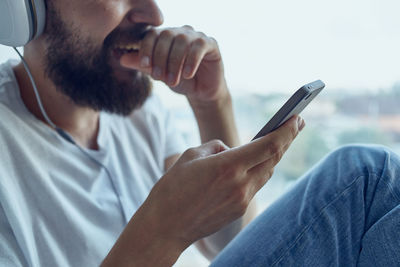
[211,145,400,266]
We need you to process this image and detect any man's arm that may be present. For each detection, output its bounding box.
[109,26,302,266]
[188,91,259,260]
[103,116,302,267]
[187,89,240,147]
[165,90,258,260]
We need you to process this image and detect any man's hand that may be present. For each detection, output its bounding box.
[102,116,304,266]
[120,25,227,102]
[142,116,303,250]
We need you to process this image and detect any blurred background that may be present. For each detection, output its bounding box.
[1,0,400,265]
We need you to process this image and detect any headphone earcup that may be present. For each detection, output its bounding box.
[0,0,46,47]
[32,0,46,41]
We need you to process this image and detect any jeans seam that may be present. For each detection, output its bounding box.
[381,175,400,203]
[271,174,367,267]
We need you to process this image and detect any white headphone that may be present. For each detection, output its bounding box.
[0,0,46,46]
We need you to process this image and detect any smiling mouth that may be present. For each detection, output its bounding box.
[113,42,141,58]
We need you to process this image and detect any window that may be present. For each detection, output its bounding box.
[1,0,400,265]
[155,0,400,265]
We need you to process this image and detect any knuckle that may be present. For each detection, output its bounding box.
[144,29,157,39]
[211,139,225,147]
[175,34,190,47]
[183,24,194,31]
[160,29,174,39]
[182,148,198,160]
[272,149,284,164]
[197,31,207,38]
[194,37,207,48]
[229,164,245,178]
[209,36,218,45]
[267,141,281,156]
[142,30,157,43]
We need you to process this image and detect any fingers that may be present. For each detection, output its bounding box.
[119,26,216,86]
[182,37,209,79]
[139,29,158,69]
[166,34,189,86]
[152,30,175,80]
[223,116,303,171]
[120,29,157,74]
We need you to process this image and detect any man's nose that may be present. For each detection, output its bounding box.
[128,0,164,26]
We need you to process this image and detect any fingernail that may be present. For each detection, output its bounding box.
[298,117,305,131]
[168,73,175,85]
[153,67,162,79]
[141,56,150,67]
[183,66,192,77]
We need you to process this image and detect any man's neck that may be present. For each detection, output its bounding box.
[13,45,100,150]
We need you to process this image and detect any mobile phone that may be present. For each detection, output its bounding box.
[252,80,325,140]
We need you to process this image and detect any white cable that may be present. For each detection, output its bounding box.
[13,47,57,129]
[12,47,128,222]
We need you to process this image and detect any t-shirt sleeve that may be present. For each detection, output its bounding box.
[139,94,188,161]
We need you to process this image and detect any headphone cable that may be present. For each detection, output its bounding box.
[12,47,128,222]
[13,47,57,129]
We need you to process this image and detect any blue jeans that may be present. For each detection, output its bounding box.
[210,145,400,266]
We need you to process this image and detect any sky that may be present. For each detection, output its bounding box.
[2,0,400,94]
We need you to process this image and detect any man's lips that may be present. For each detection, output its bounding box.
[112,43,140,61]
[109,42,150,74]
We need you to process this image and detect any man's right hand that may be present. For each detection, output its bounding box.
[145,116,303,244]
[102,115,304,267]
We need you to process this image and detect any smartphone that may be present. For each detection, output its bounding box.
[252,80,325,140]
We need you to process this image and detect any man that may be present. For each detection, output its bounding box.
[0,0,399,266]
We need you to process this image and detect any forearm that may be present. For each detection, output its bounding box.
[188,88,240,147]
[196,200,258,260]
[189,87,256,258]
[101,205,186,267]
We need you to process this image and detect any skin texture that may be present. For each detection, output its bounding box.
[12,0,306,265]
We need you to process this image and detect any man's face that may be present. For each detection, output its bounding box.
[43,0,163,115]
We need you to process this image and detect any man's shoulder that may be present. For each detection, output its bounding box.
[0,60,17,86]
[0,60,19,107]
[0,60,30,145]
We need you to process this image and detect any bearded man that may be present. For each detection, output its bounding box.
[0,0,399,266]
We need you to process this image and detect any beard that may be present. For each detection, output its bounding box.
[43,5,152,116]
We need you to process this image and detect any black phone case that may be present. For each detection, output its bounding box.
[252,80,325,140]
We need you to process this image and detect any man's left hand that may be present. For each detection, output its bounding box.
[120,25,228,102]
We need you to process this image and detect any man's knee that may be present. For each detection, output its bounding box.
[326,144,392,174]
[320,144,400,197]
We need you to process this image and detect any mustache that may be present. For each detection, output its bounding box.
[103,23,151,50]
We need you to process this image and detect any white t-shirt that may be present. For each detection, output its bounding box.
[0,60,187,266]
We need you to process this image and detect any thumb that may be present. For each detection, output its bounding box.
[182,140,229,162]
[120,53,152,75]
